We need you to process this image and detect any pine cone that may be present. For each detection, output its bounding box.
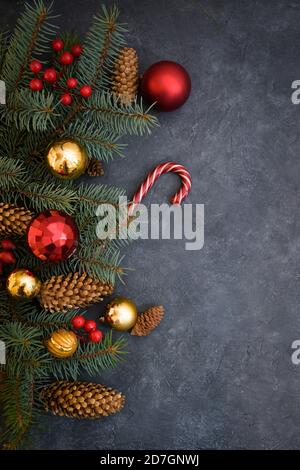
[112,47,139,105]
[41,380,125,419]
[131,305,164,336]
[39,272,113,313]
[0,202,34,236]
[86,159,104,177]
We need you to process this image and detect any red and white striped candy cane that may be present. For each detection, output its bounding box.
[129,162,192,215]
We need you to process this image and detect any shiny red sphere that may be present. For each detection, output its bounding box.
[43,68,57,83]
[141,61,191,111]
[59,51,74,65]
[84,320,97,333]
[52,38,64,52]
[27,210,79,262]
[89,329,103,343]
[60,93,72,105]
[30,60,42,73]
[71,44,83,57]
[29,78,43,91]
[66,77,78,89]
[72,315,86,329]
[80,85,92,98]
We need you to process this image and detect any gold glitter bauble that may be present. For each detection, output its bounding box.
[6,268,41,299]
[104,297,138,331]
[46,329,78,358]
[46,139,88,180]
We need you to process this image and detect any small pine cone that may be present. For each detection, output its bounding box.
[131,305,164,336]
[41,380,125,419]
[0,202,34,236]
[86,159,104,177]
[112,47,139,105]
[39,272,113,313]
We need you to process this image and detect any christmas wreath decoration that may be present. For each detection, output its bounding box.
[0,1,159,449]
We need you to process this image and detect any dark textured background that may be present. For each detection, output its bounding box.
[2,0,300,450]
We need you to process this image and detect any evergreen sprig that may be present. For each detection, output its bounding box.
[0,0,157,449]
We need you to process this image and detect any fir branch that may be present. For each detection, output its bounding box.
[3,89,58,132]
[78,6,126,90]
[65,122,126,162]
[2,1,58,92]
[17,181,78,214]
[82,91,159,135]
[0,156,28,192]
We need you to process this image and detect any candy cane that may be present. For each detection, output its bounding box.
[129,162,192,215]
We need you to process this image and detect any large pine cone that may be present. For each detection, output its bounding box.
[112,47,139,105]
[0,202,34,236]
[131,305,164,336]
[41,381,125,419]
[39,272,113,313]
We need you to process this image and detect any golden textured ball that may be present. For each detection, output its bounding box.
[46,329,78,358]
[104,297,138,331]
[46,139,88,180]
[6,268,41,299]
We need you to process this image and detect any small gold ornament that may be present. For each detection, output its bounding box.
[6,268,41,299]
[46,139,88,180]
[46,328,78,358]
[103,297,138,331]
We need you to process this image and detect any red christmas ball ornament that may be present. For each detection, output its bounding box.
[29,60,42,74]
[43,67,57,83]
[80,85,92,98]
[71,44,83,57]
[0,251,16,264]
[52,38,64,52]
[29,78,43,91]
[141,61,191,111]
[60,93,72,106]
[84,320,97,333]
[89,329,103,343]
[66,77,78,89]
[59,51,74,65]
[1,240,16,250]
[72,315,86,329]
[27,210,79,262]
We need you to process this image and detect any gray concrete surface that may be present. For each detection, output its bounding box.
[1,0,300,450]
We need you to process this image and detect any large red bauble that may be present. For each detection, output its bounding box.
[141,61,191,111]
[27,210,79,262]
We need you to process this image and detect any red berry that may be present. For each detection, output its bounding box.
[60,93,72,105]
[71,44,83,57]
[52,38,64,52]
[71,315,86,329]
[66,77,78,89]
[29,60,42,74]
[0,251,16,264]
[84,320,97,333]
[89,329,103,343]
[1,240,16,250]
[29,78,43,91]
[43,68,57,83]
[80,85,92,98]
[59,51,74,65]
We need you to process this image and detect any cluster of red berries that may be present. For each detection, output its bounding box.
[71,315,103,343]
[0,240,16,274]
[29,38,92,105]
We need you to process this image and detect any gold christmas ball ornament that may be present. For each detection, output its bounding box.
[104,297,138,331]
[46,329,78,358]
[46,139,88,180]
[6,268,41,299]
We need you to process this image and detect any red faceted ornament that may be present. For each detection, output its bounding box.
[27,210,79,262]
[141,61,191,111]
